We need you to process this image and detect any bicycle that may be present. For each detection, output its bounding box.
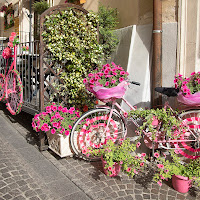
[70,82,200,161]
[0,37,23,115]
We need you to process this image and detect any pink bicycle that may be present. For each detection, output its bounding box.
[0,36,23,115]
[70,82,200,161]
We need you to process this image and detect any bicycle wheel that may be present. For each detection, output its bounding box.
[175,110,200,159]
[0,73,5,101]
[70,108,126,160]
[6,70,23,115]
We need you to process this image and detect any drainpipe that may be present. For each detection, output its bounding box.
[152,0,162,108]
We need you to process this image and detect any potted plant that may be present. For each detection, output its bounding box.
[174,72,200,106]
[32,102,81,157]
[84,138,147,177]
[128,108,186,149]
[153,151,200,193]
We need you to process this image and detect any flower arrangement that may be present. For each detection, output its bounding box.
[85,138,147,177]
[174,72,200,96]
[83,62,129,89]
[32,102,81,136]
[153,151,200,187]
[128,107,186,143]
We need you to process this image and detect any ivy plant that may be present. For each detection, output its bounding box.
[42,8,103,110]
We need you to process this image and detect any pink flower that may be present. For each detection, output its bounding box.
[164,169,169,173]
[120,71,126,75]
[136,142,141,148]
[111,79,116,84]
[8,42,13,48]
[68,125,72,129]
[83,78,87,83]
[65,130,70,136]
[9,36,14,42]
[157,164,164,169]
[140,162,144,167]
[52,122,59,128]
[112,72,117,76]
[108,166,112,171]
[41,123,50,132]
[62,108,68,113]
[119,161,123,164]
[45,106,51,113]
[123,112,128,118]
[127,167,131,172]
[11,32,17,37]
[134,169,138,174]
[32,121,36,128]
[88,73,94,78]
[157,181,162,186]
[51,106,57,112]
[51,128,56,134]
[161,175,165,180]
[119,77,124,82]
[141,153,146,157]
[58,106,63,111]
[191,72,196,76]
[105,81,109,86]
[154,152,160,158]
[90,79,95,84]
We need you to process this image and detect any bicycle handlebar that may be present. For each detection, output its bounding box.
[129,81,141,86]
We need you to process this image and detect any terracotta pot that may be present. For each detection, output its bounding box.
[172,175,192,193]
[101,155,121,177]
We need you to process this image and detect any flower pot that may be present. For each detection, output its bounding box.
[46,131,73,158]
[101,155,121,177]
[172,175,192,193]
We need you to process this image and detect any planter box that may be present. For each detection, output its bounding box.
[46,131,73,158]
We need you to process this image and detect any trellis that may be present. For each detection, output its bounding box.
[39,3,90,150]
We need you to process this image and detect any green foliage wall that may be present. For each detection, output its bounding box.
[42,8,103,110]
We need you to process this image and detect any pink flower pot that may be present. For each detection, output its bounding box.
[101,156,121,177]
[172,175,192,193]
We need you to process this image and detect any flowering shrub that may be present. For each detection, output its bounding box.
[174,72,200,96]
[85,138,147,177]
[32,103,81,136]
[153,151,200,187]
[84,62,129,89]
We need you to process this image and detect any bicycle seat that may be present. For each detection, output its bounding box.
[155,87,179,97]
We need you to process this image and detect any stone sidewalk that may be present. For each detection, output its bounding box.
[0,104,199,200]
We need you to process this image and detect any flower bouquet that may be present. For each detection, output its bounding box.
[174,72,200,106]
[83,62,129,102]
[85,138,147,177]
[32,102,81,157]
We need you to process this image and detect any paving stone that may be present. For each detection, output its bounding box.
[124,195,135,200]
[118,190,126,197]
[134,195,143,200]
[143,194,151,199]
[177,193,186,200]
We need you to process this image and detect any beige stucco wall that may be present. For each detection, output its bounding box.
[52,0,177,28]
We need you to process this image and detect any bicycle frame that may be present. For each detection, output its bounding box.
[5,45,17,99]
[97,97,200,157]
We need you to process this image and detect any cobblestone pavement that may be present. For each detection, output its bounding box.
[0,103,200,200]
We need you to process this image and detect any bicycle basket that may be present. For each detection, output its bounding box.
[177,92,200,106]
[86,81,128,102]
